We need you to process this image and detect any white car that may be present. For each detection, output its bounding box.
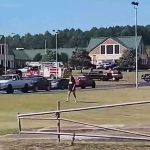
[0,74,32,94]
[18,67,29,73]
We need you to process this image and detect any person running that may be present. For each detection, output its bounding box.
[66,75,77,102]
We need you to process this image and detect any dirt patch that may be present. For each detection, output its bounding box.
[1,125,150,149]
[0,139,150,150]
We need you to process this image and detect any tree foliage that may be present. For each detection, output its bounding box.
[69,49,92,69]
[1,25,150,50]
[117,49,136,67]
[33,53,42,61]
[58,52,68,65]
[41,49,55,62]
[41,49,68,64]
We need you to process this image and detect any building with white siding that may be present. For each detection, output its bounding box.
[0,44,14,68]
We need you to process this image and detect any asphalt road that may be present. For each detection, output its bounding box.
[0,81,150,95]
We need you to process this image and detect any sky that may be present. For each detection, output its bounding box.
[0,0,149,36]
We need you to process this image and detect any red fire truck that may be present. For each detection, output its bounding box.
[22,62,64,79]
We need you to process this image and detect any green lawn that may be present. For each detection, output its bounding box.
[1,86,150,135]
[0,70,150,135]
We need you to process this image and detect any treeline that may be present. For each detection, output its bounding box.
[1,25,150,49]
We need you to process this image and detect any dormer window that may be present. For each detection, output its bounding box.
[107,45,113,54]
[115,45,119,54]
[101,45,105,54]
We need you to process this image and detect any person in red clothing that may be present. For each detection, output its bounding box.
[66,75,77,102]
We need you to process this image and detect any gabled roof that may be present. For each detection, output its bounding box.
[24,49,46,60]
[8,49,14,55]
[118,36,142,49]
[12,48,86,61]
[12,50,31,60]
[86,37,107,51]
[24,48,78,60]
[57,48,79,58]
[87,36,142,52]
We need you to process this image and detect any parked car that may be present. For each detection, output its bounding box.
[22,76,51,91]
[96,64,104,69]
[75,76,96,89]
[50,78,69,90]
[103,63,112,70]
[83,70,104,80]
[141,73,150,82]
[0,74,31,93]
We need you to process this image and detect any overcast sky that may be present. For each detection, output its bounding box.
[0,0,148,36]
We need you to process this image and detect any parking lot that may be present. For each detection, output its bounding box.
[0,80,150,95]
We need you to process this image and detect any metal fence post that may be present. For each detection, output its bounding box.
[56,101,61,143]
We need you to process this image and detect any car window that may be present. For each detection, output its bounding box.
[44,78,48,82]
[35,77,41,82]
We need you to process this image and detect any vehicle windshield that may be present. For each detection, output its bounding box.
[0,75,13,80]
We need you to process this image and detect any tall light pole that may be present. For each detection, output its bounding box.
[4,36,7,75]
[53,30,59,79]
[131,1,139,88]
[11,33,16,69]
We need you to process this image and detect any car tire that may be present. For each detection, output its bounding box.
[92,82,96,88]
[33,85,38,92]
[60,84,65,90]
[6,85,14,94]
[22,84,29,93]
[46,85,50,91]
[81,83,86,89]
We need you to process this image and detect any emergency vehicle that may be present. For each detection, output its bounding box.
[21,62,64,79]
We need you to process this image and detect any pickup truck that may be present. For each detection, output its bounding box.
[0,74,32,94]
[102,70,123,81]
[83,70,104,80]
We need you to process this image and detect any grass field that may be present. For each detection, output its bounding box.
[1,70,150,135]
[1,87,150,135]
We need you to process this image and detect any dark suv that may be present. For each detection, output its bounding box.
[22,76,51,91]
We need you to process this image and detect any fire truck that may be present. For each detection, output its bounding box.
[21,62,64,79]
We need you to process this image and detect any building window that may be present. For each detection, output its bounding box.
[1,45,4,54]
[115,45,119,54]
[101,45,105,54]
[1,60,3,67]
[106,45,113,54]
[8,60,10,68]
